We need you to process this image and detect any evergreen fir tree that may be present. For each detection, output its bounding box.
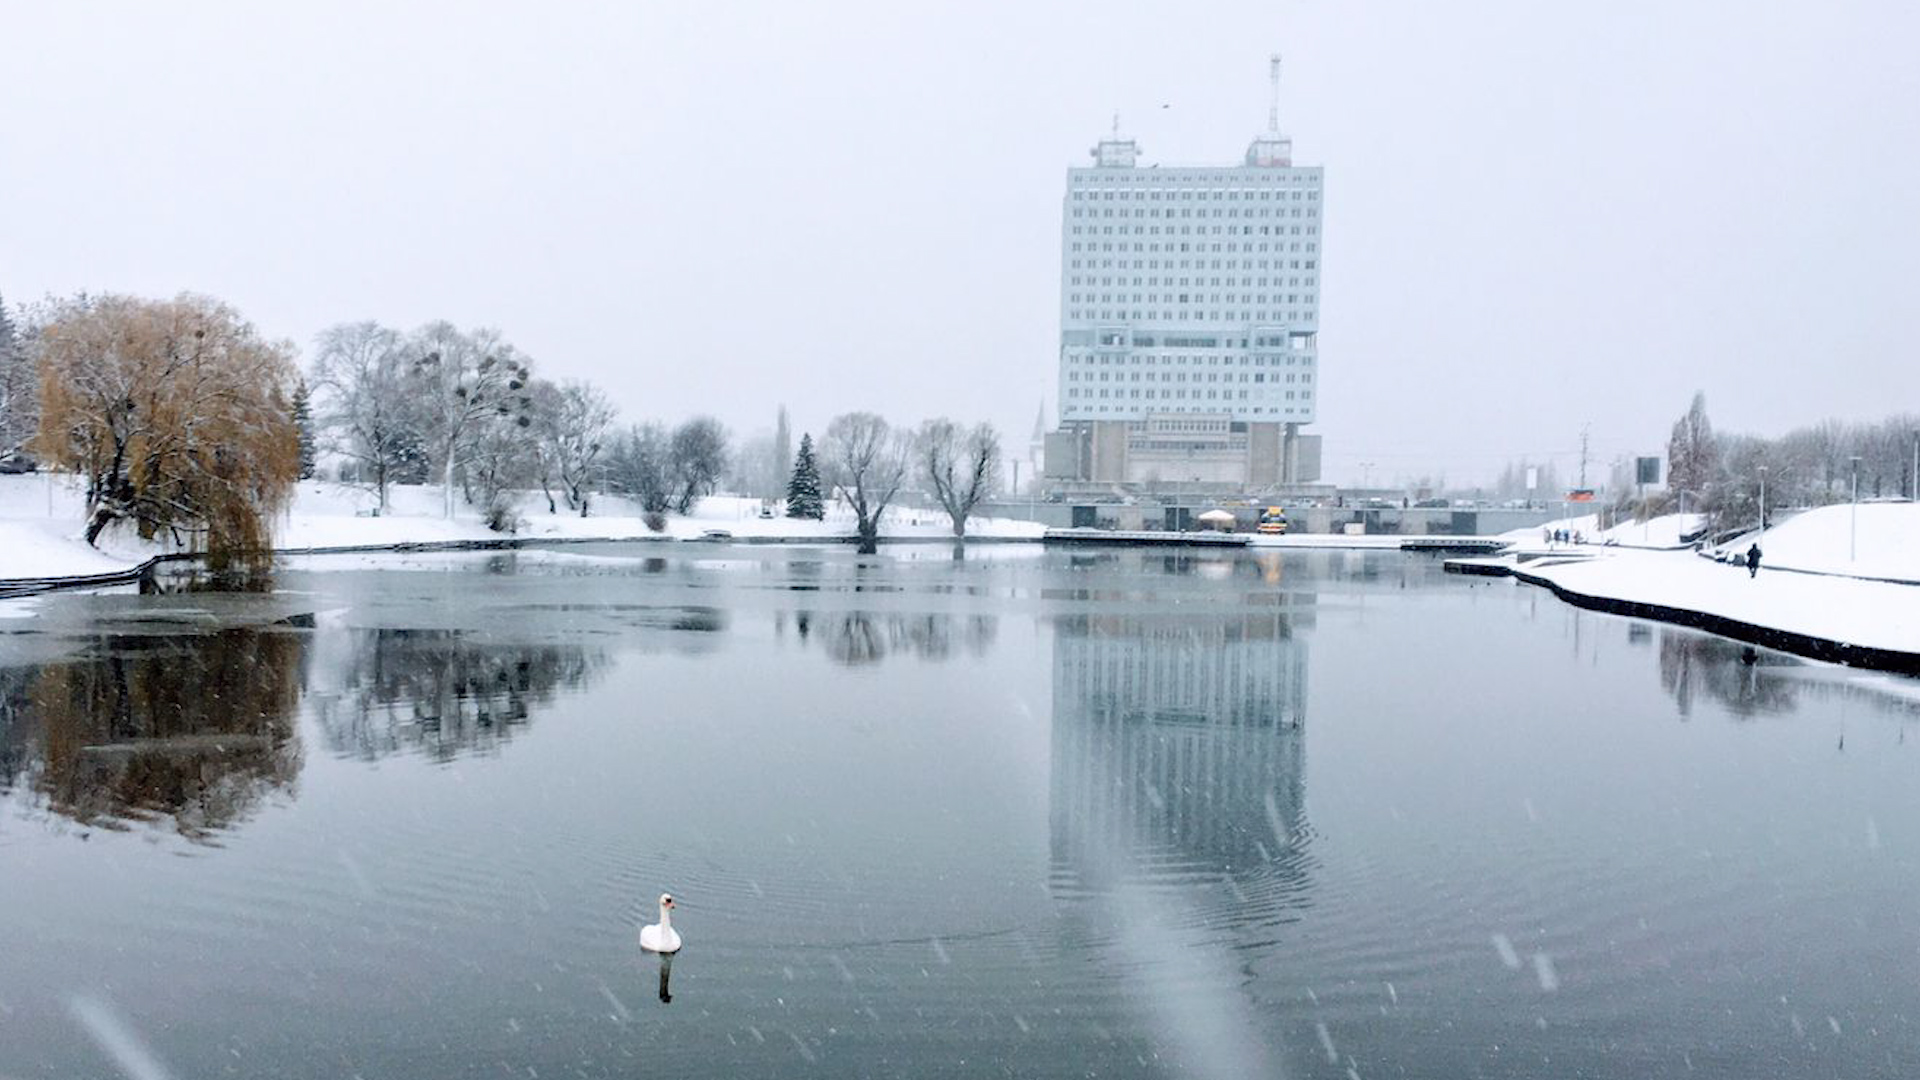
[292,378,317,480]
[785,432,824,520]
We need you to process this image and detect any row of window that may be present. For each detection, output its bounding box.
[1071,241,1320,256]
[1065,404,1309,418]
[1072,258,1318,273]
[1071,225,1320,237]
[1064,387,1315,401]
[1072,207,1317,219]
[1067,370,1312,384]
[1067,208,1320,220]
[1071,275,1315,287]
[1070,354,1314,366]
[1070,294,1316,306]
[1069,310,1317,323]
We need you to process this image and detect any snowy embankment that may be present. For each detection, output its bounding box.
[1705,502,1920,583]
[1507,502,1920,672]
[1498,512,1705,550]
[0,475,1045,586]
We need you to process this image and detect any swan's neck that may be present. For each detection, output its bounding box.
[657,908,673,930]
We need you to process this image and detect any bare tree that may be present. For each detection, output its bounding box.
[33,293,300,570]
[825,412,910,553]
[532,380,615,517]
[605,422,675,514]
[669,416,729,513]
[310,321,420,514]
[918,418,1002,538]
[404,322,533,519]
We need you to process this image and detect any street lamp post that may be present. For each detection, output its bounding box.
[1758,465,1768,532]
[1850,455,1862,562]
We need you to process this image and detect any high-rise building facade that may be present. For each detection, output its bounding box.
[1046,62,1324,488]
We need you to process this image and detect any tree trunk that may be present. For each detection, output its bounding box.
[856,518,880,555]
[83,507,115,545]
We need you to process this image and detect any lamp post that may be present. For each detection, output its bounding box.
[1758,465,1768,532]
[1850,455,1862,562]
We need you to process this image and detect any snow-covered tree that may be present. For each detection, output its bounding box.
[786,433,824,520]
[1666,391,1719,509]
[535,380,615,517]
[669,416,729,513]
[310,321,421,514]
[772,405,792,496]
[824,412,910,553]
[917,418,1001,538]
[0,292,35,464]
[33,293,300,571]
[404,322,533,519]
[605,423,675,514]
[291,378,317,480]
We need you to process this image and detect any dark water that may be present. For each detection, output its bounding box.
[2,545,1917,1079]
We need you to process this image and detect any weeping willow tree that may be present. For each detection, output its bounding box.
[33,293,301,574]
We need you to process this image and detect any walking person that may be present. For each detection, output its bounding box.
[1746,542,1762,579]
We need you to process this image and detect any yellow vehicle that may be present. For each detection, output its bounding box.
[1257,506,1288,534]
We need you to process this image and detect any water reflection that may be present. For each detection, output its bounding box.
[1658,631,1800,719]
[1654,626,1920,726]
[790,612,1000,667]
[310,630,608,762]
[0,629,306,841]
[1049,609,1312,897]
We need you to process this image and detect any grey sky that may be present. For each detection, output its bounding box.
[4,1,1915,487]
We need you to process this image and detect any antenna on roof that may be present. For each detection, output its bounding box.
[1268,53,1282,132]
[1112,111,1121,136]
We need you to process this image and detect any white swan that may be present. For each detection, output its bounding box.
[639,893,682,954]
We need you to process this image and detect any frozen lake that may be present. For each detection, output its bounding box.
[2,545,1917,1078]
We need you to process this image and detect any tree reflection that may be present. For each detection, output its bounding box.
[1657,630,1799,719]
[799,612,1000,667]
[0,629,306,842]
[312,630,607,762]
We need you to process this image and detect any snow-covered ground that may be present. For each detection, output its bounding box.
[1707,502,1920,582]
[1496,512,1705,549]
[1501,502,1920,663]
[1515,547,1920,655]
[0,474,1046,585]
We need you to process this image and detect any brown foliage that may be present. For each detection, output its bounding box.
[32,294,300,572]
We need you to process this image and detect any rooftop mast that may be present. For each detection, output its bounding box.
[1268,53,1282,132]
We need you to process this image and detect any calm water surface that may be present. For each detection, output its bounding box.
[2,545,1917,1078]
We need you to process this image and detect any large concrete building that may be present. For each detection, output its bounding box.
[1045,59,1324,491]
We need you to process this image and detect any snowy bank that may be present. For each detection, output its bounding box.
[0,475,1046,588]
[1706,502,1920,583]
[1512,548,1920,674]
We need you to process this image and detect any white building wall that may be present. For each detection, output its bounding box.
[1057,152,1324,427]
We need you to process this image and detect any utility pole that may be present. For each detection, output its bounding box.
[1850,455,1862,562]
[1578,424,1590,490]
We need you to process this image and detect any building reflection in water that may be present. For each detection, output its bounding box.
[1049,602,1312,902]
[309,630,607,763]
[0,628,306,842]
[1045,570,1317,1075]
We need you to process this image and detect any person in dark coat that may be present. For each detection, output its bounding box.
[1746,543,1762,579]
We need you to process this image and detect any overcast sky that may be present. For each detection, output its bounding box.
[4,0,1916,487]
